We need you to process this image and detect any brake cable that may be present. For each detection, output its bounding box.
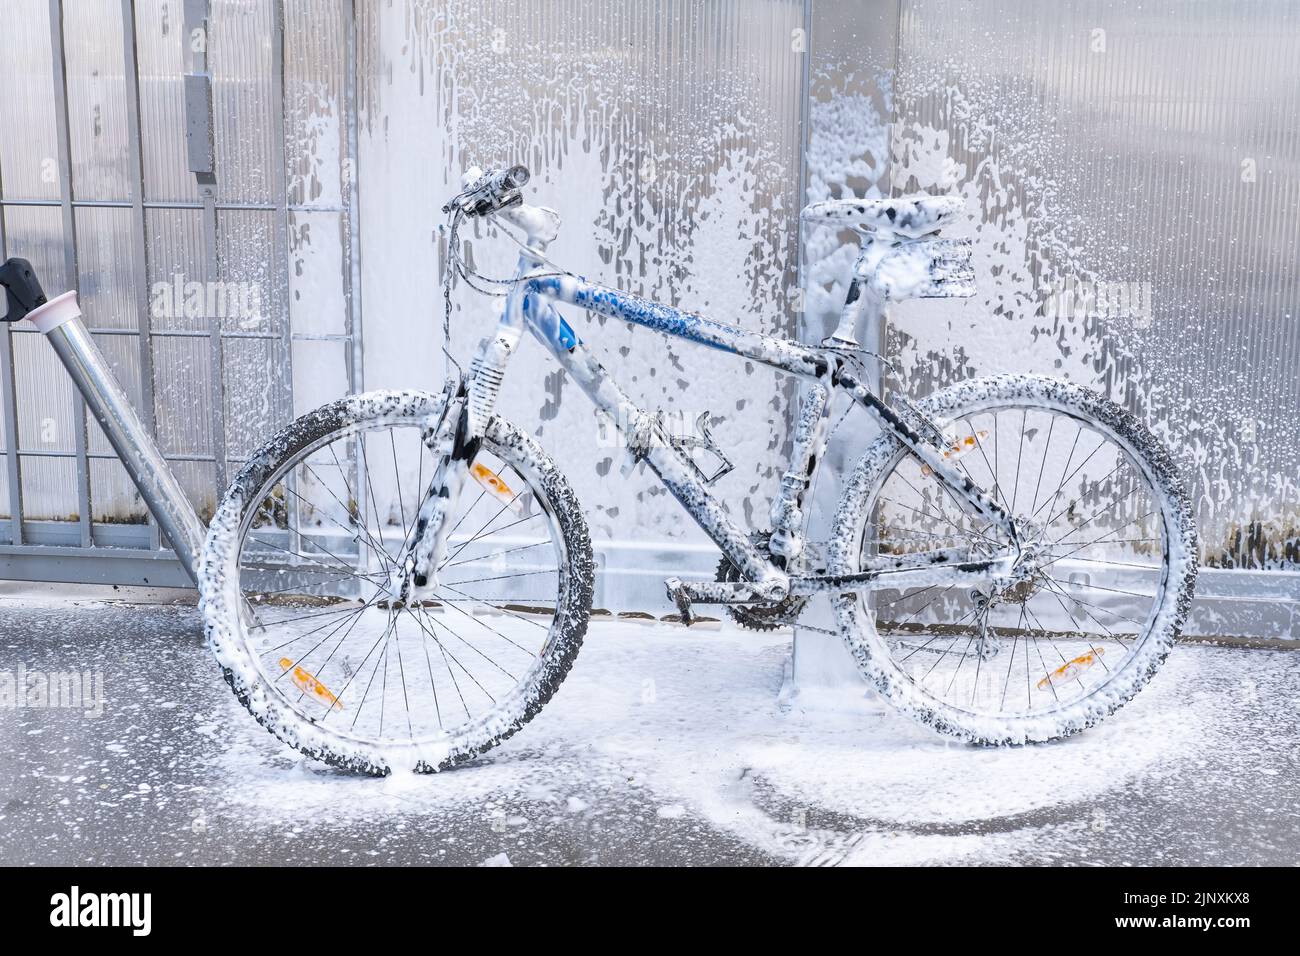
[439,195,575,379]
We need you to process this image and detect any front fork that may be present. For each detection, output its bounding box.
[384,384,477,598]
[394,298,527,597]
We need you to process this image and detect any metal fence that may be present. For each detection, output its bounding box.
[0,0,361,585]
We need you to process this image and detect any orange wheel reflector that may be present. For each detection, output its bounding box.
[279,657,344,710]
[1037,647,1105,691]
[921,429,990,477]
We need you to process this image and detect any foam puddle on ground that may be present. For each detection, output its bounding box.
[208,618,1221,864]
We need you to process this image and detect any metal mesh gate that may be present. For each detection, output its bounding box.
[0,0,362,585]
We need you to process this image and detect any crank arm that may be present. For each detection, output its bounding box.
[664,577,787,606]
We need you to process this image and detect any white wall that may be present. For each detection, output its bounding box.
[354,0,807,610]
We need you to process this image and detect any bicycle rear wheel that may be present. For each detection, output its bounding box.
[199,389,593,774]
[829,374,1197,744]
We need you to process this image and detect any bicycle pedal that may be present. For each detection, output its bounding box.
[664,577,695,626]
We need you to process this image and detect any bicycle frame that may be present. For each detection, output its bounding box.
[406,206,1021,606]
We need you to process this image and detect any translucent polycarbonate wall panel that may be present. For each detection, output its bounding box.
[215,208,279,336]
[356,0,807,565]
[62,0,132,202]
[5,204,79,522]
[208,0,278,205]
[284,0,348,211]
[0,1,363,579]
[888,0,1300,570]
[74,206,139,330]
[13,331,77,454]
[145,207,207,332]
[20,456,77,522]
[134,0,201,203]
[151,334,213,458]
[2,204,68,295]
[214,208,289,460]
[0,202,78,530]
[91,457,147,525]
[222,336,281,462]
[0,0,61,202]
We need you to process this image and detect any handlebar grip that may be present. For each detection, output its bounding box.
[447,164,531,217]
[0,257,48,323]
[497,164,530,190]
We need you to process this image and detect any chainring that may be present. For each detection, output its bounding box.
[715,531,810,631]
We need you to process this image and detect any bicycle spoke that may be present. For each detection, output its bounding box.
[430,587,540,657]
[970,415,1006,511]
[416,606,518,681]
[1027,415,1056,515]
[858,397,1170,721]
[1038,578,1130,655]
[229,418,568,752]
[390,430,408,543]
[247,534,375,586]
[1010,409,1027,514]
[438,567,558,589]
[999,603,1027,711]
[444,539,549,568]
[299,460,396,567]
[410,606,498,703]
[441,583,550,631]
[266,591,381,661]
[440,496,531,567]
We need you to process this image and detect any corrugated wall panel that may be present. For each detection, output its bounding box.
[889,0,1300,570]
[0,1,362,560]
[356,0,806,593]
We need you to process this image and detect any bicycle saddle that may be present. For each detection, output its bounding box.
[801,195,963,239]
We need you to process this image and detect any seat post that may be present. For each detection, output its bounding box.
[823,235,888,353]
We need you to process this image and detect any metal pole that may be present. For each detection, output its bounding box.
[30,293,207,582]
[0,162,26,544]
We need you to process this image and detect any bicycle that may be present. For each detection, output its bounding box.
[196,165,1198,775]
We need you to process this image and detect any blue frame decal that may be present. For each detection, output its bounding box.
[525,274,829,379]
[524,292,581,353]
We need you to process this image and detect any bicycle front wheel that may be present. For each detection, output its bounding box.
[199,389,593,775]
[828,374,1197,745]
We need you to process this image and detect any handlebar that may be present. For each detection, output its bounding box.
[443,164,530,218]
